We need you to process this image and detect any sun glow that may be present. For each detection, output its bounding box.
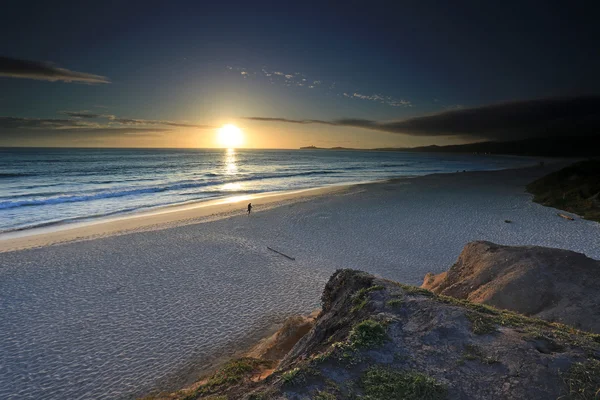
[216,124,244,148]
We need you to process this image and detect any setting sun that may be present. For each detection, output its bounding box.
[216,124,244,148]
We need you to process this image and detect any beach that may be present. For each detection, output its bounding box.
[1,163,599,400]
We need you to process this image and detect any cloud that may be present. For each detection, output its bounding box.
[343,92,412,107]
[0,115,207,133]
[58,111,214,128]
[0,117,171,140]
[0,113,212,145]
[0,56,110,84]
[244,95,600,140]
[0,116,94,129]
[104,116,213,128]
[62,111,102,118]
[242,117,336,126]
[227,65,411,107]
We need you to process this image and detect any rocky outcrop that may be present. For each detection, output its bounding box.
[154,269,600,400]
[526,159,600,222]
[422,241,600,333]
[246,312,319,361]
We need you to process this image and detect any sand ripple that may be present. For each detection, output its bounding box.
[1,167,599,399]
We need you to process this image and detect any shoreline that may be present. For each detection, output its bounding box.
[0,160,556,253]
[0,183,356,253]
[2,160,599,400]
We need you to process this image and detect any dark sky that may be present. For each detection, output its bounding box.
[1,0,599,148]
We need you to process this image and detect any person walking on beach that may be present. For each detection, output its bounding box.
[247,202,253,215]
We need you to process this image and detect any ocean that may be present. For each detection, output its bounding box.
[0,148,539,234]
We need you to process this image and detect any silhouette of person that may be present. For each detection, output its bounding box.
[247,203,252,215]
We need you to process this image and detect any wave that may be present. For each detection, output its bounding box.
[0,173,37,178]
[0,170,342,210]
[0,187,169,210]
[0,191,64,200]
[0,190,264,234]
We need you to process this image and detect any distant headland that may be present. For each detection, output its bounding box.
[299,145,356,150]
[301,135,600,157]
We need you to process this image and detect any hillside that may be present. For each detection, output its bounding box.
[300,137,600,157]
[376,136,600,157]
[526,159,600,222]
[144,268,600,399]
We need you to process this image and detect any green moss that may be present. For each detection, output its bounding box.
[438,293,600,353]
[281,365,320,386]
[331,341,362,365]
[204,358,265,387]
[561,358,600,400]
[351,285,385,312]
[438,294,547,335]
[389,279,599,353]
[310,351,333,364]
[462,344,499,364]
[281,367,304,385]
[386,298,403,308]
[313,390,338,400]
[466,311,498,335]
[183,358,272,398]
[393,283,435,297]
[360,366,447,400]
[348,319,388,348]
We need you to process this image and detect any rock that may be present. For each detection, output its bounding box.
[246,312,318,361]
[171,269,600,400]
[422,241,600,333]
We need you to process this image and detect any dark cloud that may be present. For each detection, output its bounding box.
[61,111,102,118]
[58,112,214,128]
[105,115,213,128]
[0,56,110,84]
[0,117,170,135]
[0,116,92,129]
[244,95,600,140]
[242,117,336,126]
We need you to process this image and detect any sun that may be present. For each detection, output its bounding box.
[216,124,244,148]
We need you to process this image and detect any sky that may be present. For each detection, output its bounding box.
[1,0,599,149]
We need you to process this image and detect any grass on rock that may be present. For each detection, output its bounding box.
[462,344,499,364]
[561,358,600,400]
[386,298,403,308]
[182,357,272,399]
[351,285,384,312]
[347,319,388,348]
[281,367,305,385]
[360,366,447,400]
[312,390,337,400]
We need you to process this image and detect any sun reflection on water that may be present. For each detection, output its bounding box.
[221,148,246,192]
[222,182,243,191]
[225,148,237,175]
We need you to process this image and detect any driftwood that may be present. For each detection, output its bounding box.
[267,246,295,260]
[558,213,575,221]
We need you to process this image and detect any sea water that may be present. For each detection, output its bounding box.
[0,147,539,233]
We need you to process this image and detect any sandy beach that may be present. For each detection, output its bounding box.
[1,163,599,400]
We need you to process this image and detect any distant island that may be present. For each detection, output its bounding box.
[299,146,356,150]
[301,136,600,157]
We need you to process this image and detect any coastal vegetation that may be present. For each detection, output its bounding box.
[527,159,600,222]
[142,264,600,399]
